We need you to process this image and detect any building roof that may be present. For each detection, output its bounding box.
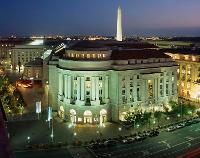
[25,58,43,66]
[162,48,200,55]
[70,40,158,50]
[111,49,169,60]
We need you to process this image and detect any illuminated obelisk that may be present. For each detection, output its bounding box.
[116,6,122,41]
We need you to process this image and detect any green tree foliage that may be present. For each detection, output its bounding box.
[0,76,25,115]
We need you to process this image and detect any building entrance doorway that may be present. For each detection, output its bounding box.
[84,110,92,124]
[70,109,76,123]
[100,109,107,125]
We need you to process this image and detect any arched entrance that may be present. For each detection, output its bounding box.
[70,109,76,123]
[100,109,107,124]
[59,106,65,119]
[84,110,92,124]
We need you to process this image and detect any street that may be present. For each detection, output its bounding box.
[88,122,200,158]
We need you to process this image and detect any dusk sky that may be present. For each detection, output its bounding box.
[1,0,200,36]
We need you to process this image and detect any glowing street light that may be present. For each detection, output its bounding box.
[118,127,122,131]
[74,132,77,136]
[27,136,30,143]
[167,117,170,120]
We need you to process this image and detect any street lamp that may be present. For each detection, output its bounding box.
[50,133,54,142]
[27,136,30,143]
[118,127,122,131]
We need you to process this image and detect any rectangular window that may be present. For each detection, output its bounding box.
[166,84,169,95]
[130,82,133,87]
[172,83,175,95]
[137,88,141,101]
[122,96,126,103]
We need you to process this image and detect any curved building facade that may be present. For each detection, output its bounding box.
[48,41,178,124]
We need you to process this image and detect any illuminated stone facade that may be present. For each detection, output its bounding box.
[48,43,178,124]
[167,52,200,102]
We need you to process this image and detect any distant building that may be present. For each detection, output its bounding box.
[11,45,47,72]
[167,50,200,102]
[48,41,178,124]
[23,58,43,81]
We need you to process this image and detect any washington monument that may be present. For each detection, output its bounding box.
[116,6,122,41]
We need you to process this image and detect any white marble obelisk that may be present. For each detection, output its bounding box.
[116,6,122,41]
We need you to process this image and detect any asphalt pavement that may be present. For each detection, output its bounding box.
[89,122,200,158]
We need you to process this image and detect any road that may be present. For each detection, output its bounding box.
[89,122,200,158]
[14,148,73,158]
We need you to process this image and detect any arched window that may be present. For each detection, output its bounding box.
[84,110,92,116]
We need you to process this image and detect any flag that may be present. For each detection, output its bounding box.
[36,101,41,114]
[48,107,52,121]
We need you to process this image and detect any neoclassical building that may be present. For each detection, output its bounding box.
[48,41,178,124]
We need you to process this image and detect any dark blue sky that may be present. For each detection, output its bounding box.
[1,0,200,36]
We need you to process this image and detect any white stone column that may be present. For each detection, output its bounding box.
[105,76,109,99]
[77,77,81,101]
[67,76,71,99]
[154,78,158,102]
[91,77,96,101]
[95,77,99,101]
[81,77,85,101]
[64,75,68,98]
[133,75,137,101]
[157,78,160,99]
[163,72,166,97]
[58,73,63,96]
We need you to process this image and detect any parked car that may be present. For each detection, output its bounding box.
[104,140,118,147]
[122,137,135,144]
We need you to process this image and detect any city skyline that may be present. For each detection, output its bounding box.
[1,0,200,36]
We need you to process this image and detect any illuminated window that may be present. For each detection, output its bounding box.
[172,77,174,81]
[97,54,102,58]
[192,56,196,61]
[86,54,90,58]
[75,54,79,58]
[81,54,85,58]
[148,80,153,98]
[102,54,106,58]
[71,53,74,57]
[92,54,96,58]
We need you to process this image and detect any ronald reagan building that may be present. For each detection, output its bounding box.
[48,41,178,124]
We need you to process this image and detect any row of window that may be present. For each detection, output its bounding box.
[65,53,106,59]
